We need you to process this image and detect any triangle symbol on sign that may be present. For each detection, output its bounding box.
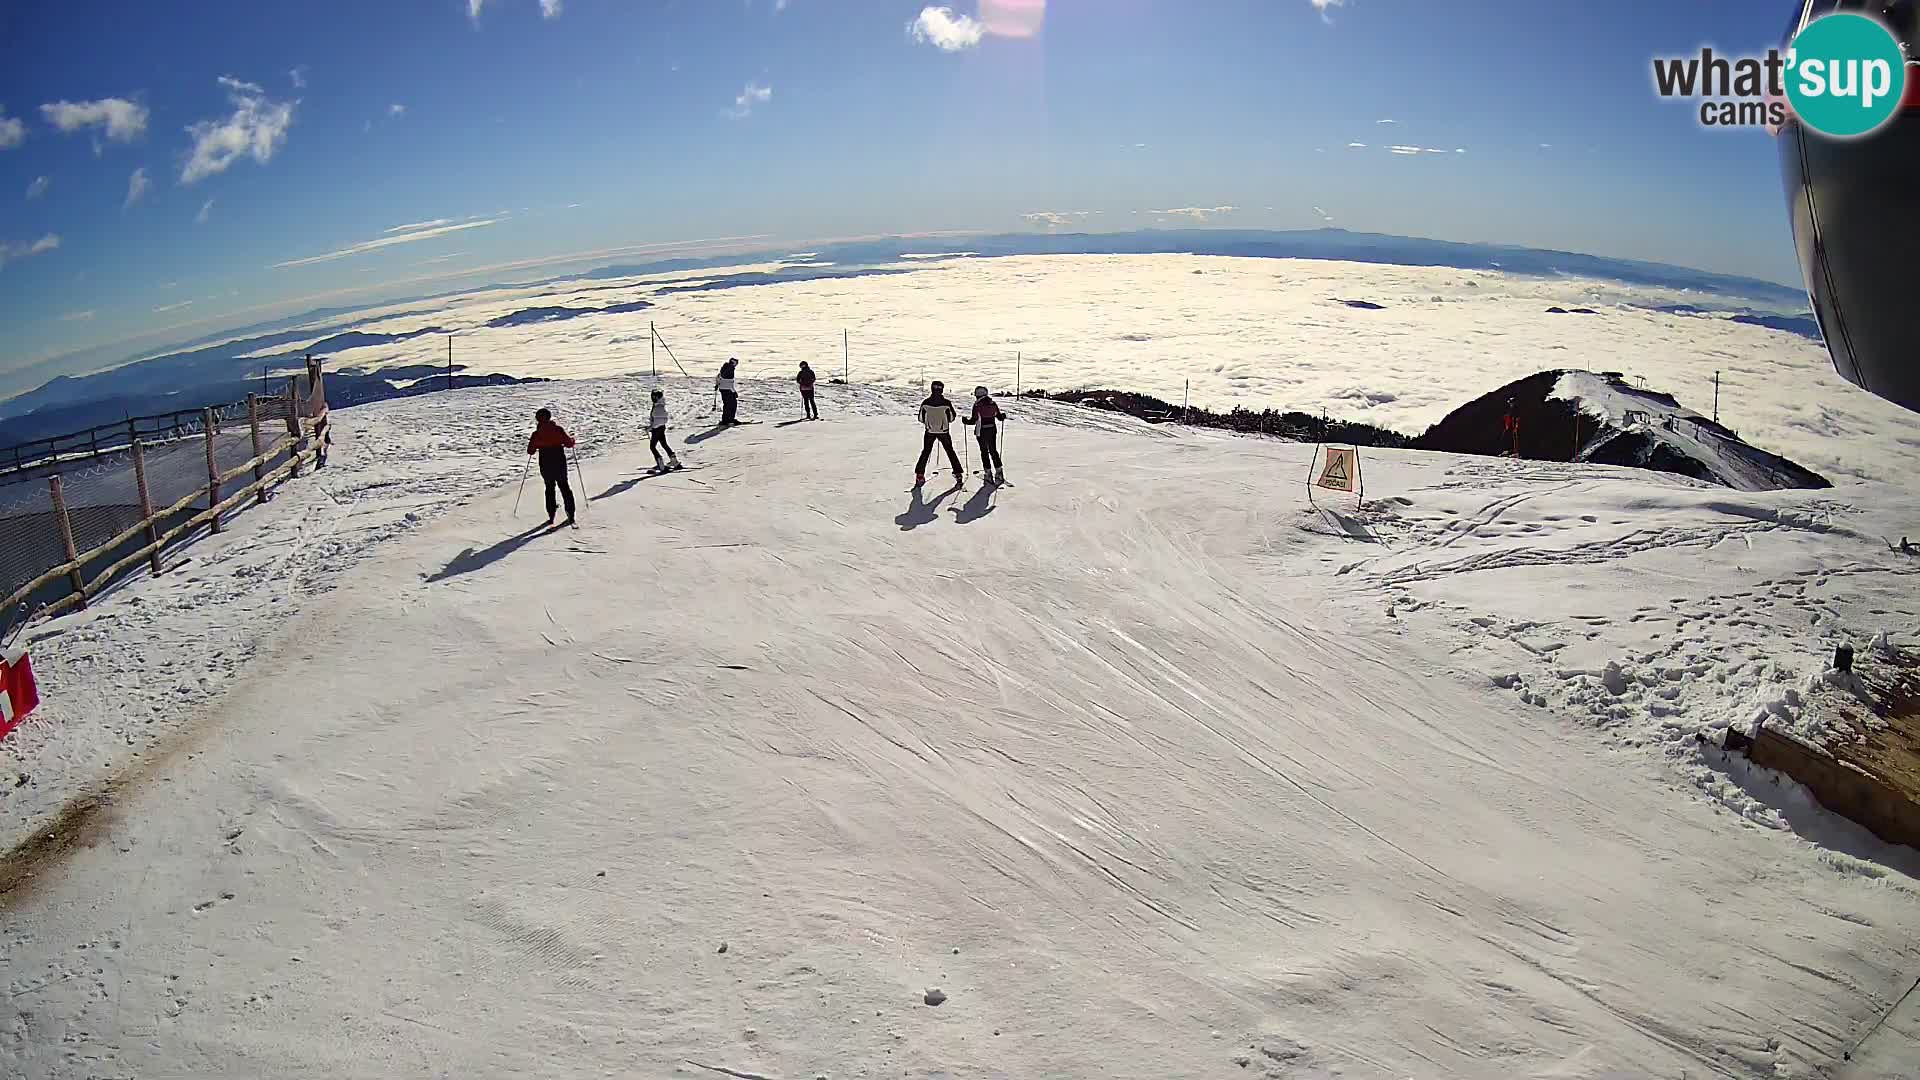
[1319,453,1351,489]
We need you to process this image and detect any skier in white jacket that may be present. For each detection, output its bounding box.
[914,380,963,485]
[648,388,682,472]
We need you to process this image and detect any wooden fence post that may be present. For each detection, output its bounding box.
[286,378,305,479]
[48,475,85,609]
[203,408,222,534]
[131,439,163,575]
[247,393,265,504]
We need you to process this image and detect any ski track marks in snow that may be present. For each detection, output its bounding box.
[2,378,1919,1078]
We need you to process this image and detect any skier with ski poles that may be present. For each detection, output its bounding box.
[526,407,578,527]
[962,385,1007,483]
[648,387,683,473]
[715,358,741,425]
[914,380,964,487]
[796,361,819,420]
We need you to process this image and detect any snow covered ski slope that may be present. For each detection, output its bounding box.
[3,378,1918,1079]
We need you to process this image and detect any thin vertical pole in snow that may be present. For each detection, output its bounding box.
[1016,352,1021,398]
[652,322,658,378]
[1183,379,1190,425]
[843,328,849,382]
[448,337,455,393]
[1713,370,1720,425]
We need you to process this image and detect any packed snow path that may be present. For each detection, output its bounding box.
[4,382,1919,1079]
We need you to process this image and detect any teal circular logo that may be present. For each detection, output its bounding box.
[1787,13,1907,138]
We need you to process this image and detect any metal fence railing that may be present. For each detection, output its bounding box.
[0,370,327,643]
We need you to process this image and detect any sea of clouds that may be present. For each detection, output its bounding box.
[261,254,1920,487]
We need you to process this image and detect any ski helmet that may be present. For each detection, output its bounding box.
[650,388,663,399]
[931,380,945,393]
[974,385,989,399]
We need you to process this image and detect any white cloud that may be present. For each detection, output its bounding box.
[910,6,985,51]
[182,76,296,184]
[40,97,148,141]
[1022,210,1092,229]
[1312,206,1334,223]
[59,310,94,322]
[1347,142,1367,148]
[196,198,214,224]
[290,66,309,89]
[387,218,454,234]
[153,299,194,314]
[1376,118,1397,125]
[540,0,562,15]
[1151,206,1238,221]
[0,110,24,149]
[1387,145,1452,155]
[1455,147,1467,154]
[389,103,407,117]
[1311,0,1344,23]
[0,233,61,269]
[124,166,151,208]
[469,0,485,20]
[25,175,48,200]
[728,82,773,119]
[273,218,499,269]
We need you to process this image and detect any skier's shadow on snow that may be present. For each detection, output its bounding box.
[424,524,551,583]
[951,483,997,524]
[684,424,740,446]
[895,481,964,531]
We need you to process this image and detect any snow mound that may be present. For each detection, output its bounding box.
[1415,370,1830,492]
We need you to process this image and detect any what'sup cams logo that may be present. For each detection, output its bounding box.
[1653,11,1910,138]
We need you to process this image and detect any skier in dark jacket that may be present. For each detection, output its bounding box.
[796,361,819,420]
[716,358,741,425]
[527,408,577,526]
[914,381,963,486]
[962,385,1006,483]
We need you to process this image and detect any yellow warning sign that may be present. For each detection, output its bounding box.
[1316,447,1357,492]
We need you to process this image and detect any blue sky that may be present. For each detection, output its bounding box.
[0,0,1804,388]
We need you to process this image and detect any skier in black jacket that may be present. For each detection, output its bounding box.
[797,361,819,420]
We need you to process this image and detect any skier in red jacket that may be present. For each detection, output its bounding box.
[527,408,578,526]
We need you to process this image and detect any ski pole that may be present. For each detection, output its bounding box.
[963,426,970,476]
[513,456,531,515]
[573,454,590,515]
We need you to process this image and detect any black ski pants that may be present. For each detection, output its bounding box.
[800,385,818,419]
[917,431,962,476]
[720,389,739,424]
[650,426,675,465]
[976,426,1003,472]
[542,466,576,519]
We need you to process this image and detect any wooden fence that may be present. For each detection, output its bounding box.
[1,378,322,628]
